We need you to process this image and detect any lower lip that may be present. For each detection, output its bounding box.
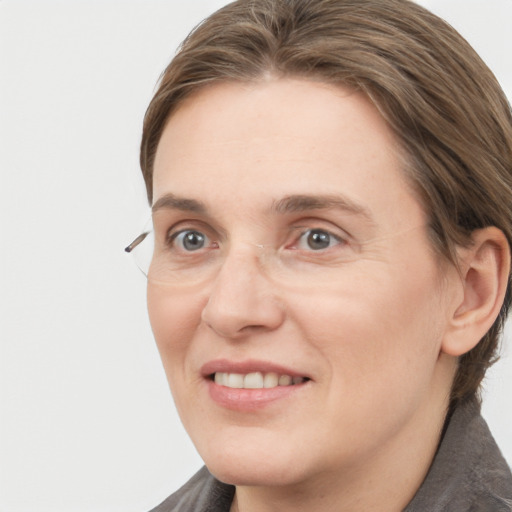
[207,379,308,411]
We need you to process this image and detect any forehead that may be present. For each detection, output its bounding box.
[153,79,425,230]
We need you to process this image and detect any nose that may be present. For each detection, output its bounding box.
[201,248,285,339]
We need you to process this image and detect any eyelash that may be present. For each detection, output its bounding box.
[291,228,346,251]
[166,226,347,254]
[167,229,217,252]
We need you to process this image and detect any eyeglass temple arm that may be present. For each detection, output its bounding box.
[125,232,150,253]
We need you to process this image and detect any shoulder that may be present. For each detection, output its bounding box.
[147,466,234,512]
[405,399,512,511]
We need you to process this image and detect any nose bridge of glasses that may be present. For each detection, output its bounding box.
[226,239,272,264]
[205,239,278,286]
[204,241,281,318]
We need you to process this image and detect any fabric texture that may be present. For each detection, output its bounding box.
[148,399,512,511]
[403,399,512,511]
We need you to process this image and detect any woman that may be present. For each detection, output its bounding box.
[128,0,512,510]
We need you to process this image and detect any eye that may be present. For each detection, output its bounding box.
[296,229,343,251]
[171,230,211,252]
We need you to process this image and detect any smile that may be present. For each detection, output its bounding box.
[202,359,312,410]
[213,372,308,389]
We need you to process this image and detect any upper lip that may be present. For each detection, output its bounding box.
[201,359,310,379]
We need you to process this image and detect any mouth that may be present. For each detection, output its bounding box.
[201,360,311,410]
[211,371,309,389]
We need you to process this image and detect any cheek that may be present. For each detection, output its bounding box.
[287,265,446,388]
[147,284,204,365]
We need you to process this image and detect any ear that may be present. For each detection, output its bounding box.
[441,227,510,357]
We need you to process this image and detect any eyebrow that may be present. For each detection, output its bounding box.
[271,194,374,222]
[152,192,373,223]
[152,193,207,214]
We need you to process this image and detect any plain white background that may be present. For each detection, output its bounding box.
[1,1,511,511]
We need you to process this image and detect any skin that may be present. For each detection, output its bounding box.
[147,79,495,511]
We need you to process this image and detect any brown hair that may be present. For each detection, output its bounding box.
[140,0,512,404]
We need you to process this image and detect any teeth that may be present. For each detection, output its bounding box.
[227,373,244,388]
[244,372,264,389]
[214,372,227,386]
[263,372,279,388]
[279,375,292,386]
[214,371,306,389]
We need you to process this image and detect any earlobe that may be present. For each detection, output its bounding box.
[441,227,510,357]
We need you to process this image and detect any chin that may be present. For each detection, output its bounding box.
[199,438,313,487]
[208,459,308,488]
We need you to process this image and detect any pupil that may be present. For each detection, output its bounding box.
[307,230,330,250]
[183,231,205,251]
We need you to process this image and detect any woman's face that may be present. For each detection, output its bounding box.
[148,79,459,487]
